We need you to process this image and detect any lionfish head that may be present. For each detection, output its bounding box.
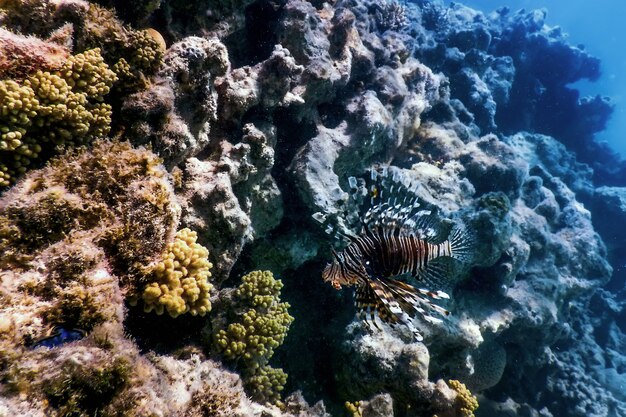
[322,249,344,290]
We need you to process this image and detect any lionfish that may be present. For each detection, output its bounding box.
[314,167,473,340]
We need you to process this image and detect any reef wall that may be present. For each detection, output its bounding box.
[1,0,626,416]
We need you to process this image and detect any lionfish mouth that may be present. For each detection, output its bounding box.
[331,281,342,290]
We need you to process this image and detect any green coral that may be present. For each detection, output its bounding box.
[215,270,293,368]
[213,270,294,404]
[0,48,116,187]
[448,379,479,417]
[244,365,288,405]
[141,228,213,318]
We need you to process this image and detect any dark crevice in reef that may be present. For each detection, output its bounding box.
[272,108,318,180]
[277,260,354,415]
[123,304,206,354]
[239,0,285,67]
[318,101,346,130]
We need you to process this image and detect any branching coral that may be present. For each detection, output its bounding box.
[0,48,117,187]
[244,365,289,406]
[448,380,479,417]
[215,271,293,368]
[374,1,409,32]
[213,270,294,404]
[141,228,213,318]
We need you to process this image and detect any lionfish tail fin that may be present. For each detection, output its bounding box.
[448,222,475,264]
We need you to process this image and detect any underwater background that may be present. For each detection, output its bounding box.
[459,0,626,156]
[1,0,626,416]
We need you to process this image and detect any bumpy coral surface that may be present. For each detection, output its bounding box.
[215,271,293,366]
[213,270,294,403]
[141,228,213,317]
[448,380,479,417]
[0,48,116,187]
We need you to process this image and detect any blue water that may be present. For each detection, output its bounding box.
[452,0,626,157]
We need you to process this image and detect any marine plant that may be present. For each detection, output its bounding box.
[41,356,133,416]
[0,139,178,283]
[183,385,243,417]
[140,228,213,318]
[0,48,117,187]
[213,270,294,404]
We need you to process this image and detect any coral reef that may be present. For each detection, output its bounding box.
[447,380,479,417]
[0,28,70,78]
[0,1,163,91]
[0,0,165,185]
[2,0,626,416]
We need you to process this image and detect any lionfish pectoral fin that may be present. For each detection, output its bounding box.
[355,283,381,331]
[367,278,424,340]
[378,277,452,339]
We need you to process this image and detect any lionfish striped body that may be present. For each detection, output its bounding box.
[315,167,473,340]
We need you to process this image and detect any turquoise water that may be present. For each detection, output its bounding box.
[454,0,626,157]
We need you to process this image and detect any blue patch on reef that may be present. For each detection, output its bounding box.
[32,327,86,349]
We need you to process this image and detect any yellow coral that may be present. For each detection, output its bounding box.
[213,270,294,404]
[0,48,117,187]
[236,269,285,309]
[448,380,479,417]
[345,401,363,417]
[59,48,117,100]
[142,228,213,318]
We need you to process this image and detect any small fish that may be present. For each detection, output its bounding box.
[315,167,473,340]
[31,326,86,349]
